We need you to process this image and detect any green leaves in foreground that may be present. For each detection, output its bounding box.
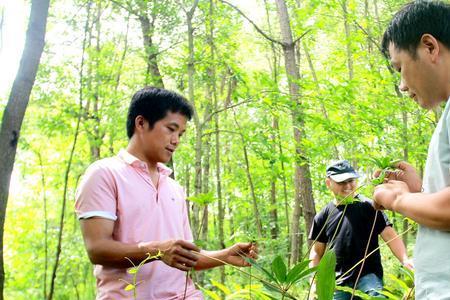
[368,157,401,186]
[246,256,316,299]
[316,249,337,300]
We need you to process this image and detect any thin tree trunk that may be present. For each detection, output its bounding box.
[90,0,102,161]
[202,138,210,242]
[262,0,280,241]
[37,152,48,299]
[232,111,263,238]
[184,0,202,240]
[274,0,315,264]
[270,119,279,240]
[47,2,90,297]
[208,0,226,284]
[138,2,164,87]
[303,42,340,159]
[342,0,353,81]
[0,0,49,297]
[47,65,84,300]
[114,13,130,91]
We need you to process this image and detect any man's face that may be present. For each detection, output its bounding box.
[140,111,187,164]
[326,178,357,200]
[389,41,448,109]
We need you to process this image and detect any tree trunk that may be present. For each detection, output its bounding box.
[37,152,48,299]
[274,0,316,264]
[138,2,164,88]
[0,0,49,297]
[342,0,354,81]
[303,42,340,159]
[185,0,201,241]
[47,2,91,297]
[208,0,225,284]
[233,112,263,238]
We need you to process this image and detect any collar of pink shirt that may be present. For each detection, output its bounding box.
[118,149,172,177]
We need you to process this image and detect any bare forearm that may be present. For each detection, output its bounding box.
[195,249,227,270]
[383,233,408,263]
[394,188,450,230]
[85,239,164,268]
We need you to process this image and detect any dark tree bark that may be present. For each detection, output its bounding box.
[0,0,49,297]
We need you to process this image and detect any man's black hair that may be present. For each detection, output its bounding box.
[126,87,194,139]
[382,1,450,58]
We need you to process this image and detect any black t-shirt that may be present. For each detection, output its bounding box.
[308,194,392,285]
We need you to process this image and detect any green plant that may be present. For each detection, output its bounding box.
[380,266,415,299]
[245,255,317,299]
[200,280,272,299]
[120,251,163,299]
[368,157,401,185]
[315,249,337,300]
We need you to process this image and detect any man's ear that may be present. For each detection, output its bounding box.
[134,115,146,132]
[421,34,440,62]
[325,178,331,188]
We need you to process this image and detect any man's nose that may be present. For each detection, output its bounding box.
[171,134,179,145]
[399,78,408,92]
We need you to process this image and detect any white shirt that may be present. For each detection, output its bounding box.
[415,98,450,299]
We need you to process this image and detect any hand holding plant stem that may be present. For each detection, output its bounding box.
[371,158,422,211]
[371,159,422,192]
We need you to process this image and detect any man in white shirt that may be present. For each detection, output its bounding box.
[374,1,450,298]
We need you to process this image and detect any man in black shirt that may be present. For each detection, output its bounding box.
[309,160,412,299]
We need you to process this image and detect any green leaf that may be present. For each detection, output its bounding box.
[245,257,277,282]
[124,284,135,291]
[389,159,402,168]
[187,192,216,206]
[291,266,317,283]
[127,267,137,274]
[399,265,415,282]
[336,286,384,300]
[286,260,310,283]
[316,249,336,300]
[271,256,287,283]
[210,279,232,295]
[372,170,386,186]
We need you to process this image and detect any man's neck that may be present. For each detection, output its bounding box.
[126,144,158,174]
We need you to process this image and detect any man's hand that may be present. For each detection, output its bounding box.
[374,161,422,192]
[373,180,410,211]
[402,257,414,271]
[224,242,258,267]
[159,239,200,271]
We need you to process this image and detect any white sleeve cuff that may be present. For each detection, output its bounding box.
[77,211,117,221]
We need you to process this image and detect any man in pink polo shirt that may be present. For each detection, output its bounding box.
[75,87,257,299]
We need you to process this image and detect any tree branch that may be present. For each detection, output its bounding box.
[203,99,253,125]
[293,29,311,45]
[110,0,139,16]
[219,0,284,46]
[353,20,382,53]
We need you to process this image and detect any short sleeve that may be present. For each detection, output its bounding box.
[375,210,392,234]
[75,163,118,221]
[309,209,328,243]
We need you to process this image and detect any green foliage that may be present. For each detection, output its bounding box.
[316,249,337,300]
[246,256,316,299]
[368,157,401,185]
[188,192,216,206]
[120,251,163,299]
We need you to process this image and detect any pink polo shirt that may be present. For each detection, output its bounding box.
[75,150,203,300]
